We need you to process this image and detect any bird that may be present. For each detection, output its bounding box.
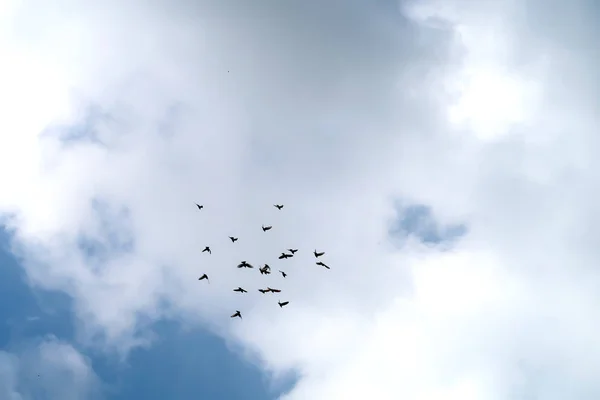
[229,236,238,243]
[279,270,287,278]
[278,300,289,308]
[267,287,281,293]
[231,310,242,319]
[233,287,247,293]
[262,225,272,232]
[202,246,211,254]
[316,261,330,269]
[314,250,325,258]
[237,261,254,269]
[196,204,204,210]
[258,289,269,294]
[288,248,298,254]
[274,204,284,210]
[259,265,271,275]
[198,274,209,282]
[278,252,292,259]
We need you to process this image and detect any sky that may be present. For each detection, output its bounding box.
[1,0,600,399]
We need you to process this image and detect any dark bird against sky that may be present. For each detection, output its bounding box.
[316,261,330,269]
[229,236,238,243]
[262,225,272,232]
[314,250,325,258]
[231,311,242,319]
[237,261,254,269]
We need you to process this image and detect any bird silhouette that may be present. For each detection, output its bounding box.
[233,287,247,293]
[196,204,204,210]
[314,250,325,258]
[202,246,211,254]
[316,261,330,269]
[237,261,254,269]
[274,204,284,210]
[278,252,292,259]
[278,300,289,308]
[258,289,269,294]
[231,310,242,319]
[229,236,238,243]
[262,225,272,232]
[288,249,298,254]
[267,287,281,293]
[279,270,287,278]
[259,265,271,275]
[198,274,209,282]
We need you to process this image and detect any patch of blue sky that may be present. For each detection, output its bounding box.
[389,203,467,246]
[0,223,296,399]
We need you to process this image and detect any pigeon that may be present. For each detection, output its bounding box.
[278,301,289,308]
[231,311,242,319]
[262,225,272,232]
[274,204,284,210]
[316,261,330,269]
[288,249,298,254]
[229,236,238,243]
[279,270,287,278]
[258,289,269,294]
[314,250,325,258]
[196,204,204,210]
[233,287,247,293]
[278,252,292,259]
[198,274,209,282]
[267,287,281,293]
[202,246,211,254]
[259,265,271,275]
[237,261,254,269]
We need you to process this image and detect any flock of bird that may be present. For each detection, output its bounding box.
[195,203,330,319]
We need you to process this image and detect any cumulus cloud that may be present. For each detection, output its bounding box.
[1,0,600,398]
[0,337,102,400]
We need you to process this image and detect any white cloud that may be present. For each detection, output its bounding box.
[0,337,102,400]
[1,0,600,398]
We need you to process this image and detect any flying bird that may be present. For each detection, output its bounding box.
[279,270,287,278]
[314,250,325,258]
[278,252,292,259]
[288,249,298,254]
[267,287,281,293]
[237,261,254,269]
[233,287,247,293]
[258,289,269,294]
[229,236,238,243]
[259,265,271,275]
[231,310,242,319]
[278,301,289,308]
[202,246,211,254]
[196,204,203,210]
[274,204,284,210]
[198,274,209,282]
[262,225,272,232]
[316,261,330,269]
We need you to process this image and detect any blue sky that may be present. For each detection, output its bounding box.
[0,227,296,399]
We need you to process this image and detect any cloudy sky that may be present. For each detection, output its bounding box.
[1,0,600,398]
